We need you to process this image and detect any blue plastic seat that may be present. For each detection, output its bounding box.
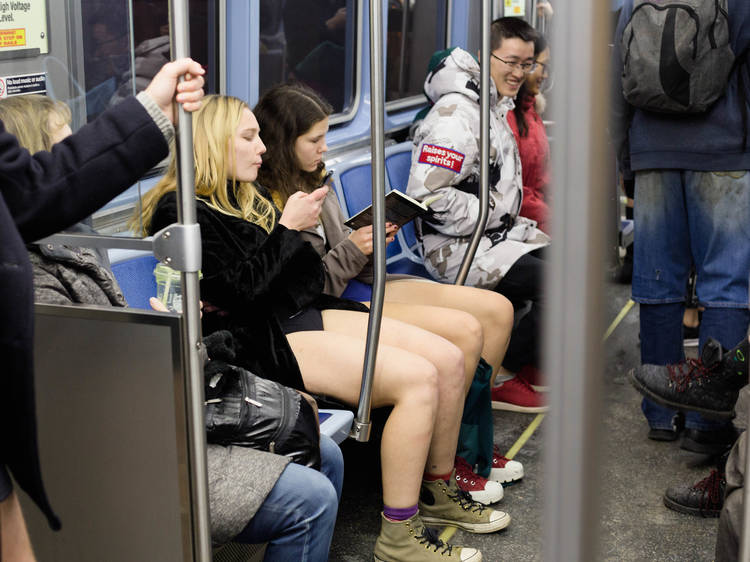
[329,147,433,280]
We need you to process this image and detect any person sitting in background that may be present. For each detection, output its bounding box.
[506,33,551,234]
[134,94,510,561]
[0,92,344,561]
[406,17,550,409]
[254,82,525,505]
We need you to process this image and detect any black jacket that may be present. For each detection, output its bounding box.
[0,97,168,529]
[150,191,367,391]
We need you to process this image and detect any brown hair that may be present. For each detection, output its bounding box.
[254,83,333,208]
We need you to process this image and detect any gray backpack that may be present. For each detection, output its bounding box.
[621,0,734,113]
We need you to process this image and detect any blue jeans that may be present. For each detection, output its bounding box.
[233,435,344,561]
[634,170,750,430]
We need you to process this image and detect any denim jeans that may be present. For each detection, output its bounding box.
[634,169,750,431]
[233,435,344,561]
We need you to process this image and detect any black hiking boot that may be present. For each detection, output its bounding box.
[663,469,726,518]
[663,450,730,518]
[629,337,749,420]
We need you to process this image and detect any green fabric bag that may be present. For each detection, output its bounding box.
[457,358,494,478]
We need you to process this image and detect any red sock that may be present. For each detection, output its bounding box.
[424,470,453,483]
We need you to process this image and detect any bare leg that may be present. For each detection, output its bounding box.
[287,311,465,506]
[384,280,514,377]
[380,301,482,393]
[0,491,36,562]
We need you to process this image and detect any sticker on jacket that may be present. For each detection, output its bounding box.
[418,144,465,174]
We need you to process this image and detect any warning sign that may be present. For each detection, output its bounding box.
[0,1,48,55]
[0,72,46,98]
[504,0,525,17]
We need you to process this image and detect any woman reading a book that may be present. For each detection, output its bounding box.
[254,83,530,498]
[133,94,509,560]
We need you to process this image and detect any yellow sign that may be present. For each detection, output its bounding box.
[504,0,526,17]
[0,1,48,55]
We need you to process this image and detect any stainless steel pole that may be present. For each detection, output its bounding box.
[169,2,211,559]
[454,0,491,287]
[544,0,608,560]
[350,0,386,442]
[397,0,409,97]
[740,429,750,561]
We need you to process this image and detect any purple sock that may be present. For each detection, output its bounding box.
[383,504,418,522]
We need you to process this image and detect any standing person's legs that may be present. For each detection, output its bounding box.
[633,170,692,434]
[686,170,750,434]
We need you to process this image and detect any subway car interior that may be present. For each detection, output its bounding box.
[3,0,747,561]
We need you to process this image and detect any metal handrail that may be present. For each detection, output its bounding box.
[350,0,386,442]
[168,2,211,559]
[454,0,491,287]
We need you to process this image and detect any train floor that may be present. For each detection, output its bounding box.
[329,281,721,561]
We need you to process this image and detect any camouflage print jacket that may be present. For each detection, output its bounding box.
[406,47,550,289]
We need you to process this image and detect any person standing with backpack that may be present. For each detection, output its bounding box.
[612,0,750,516]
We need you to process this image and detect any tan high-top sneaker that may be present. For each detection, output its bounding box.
[419,472,511,533]
[373,512,481,562]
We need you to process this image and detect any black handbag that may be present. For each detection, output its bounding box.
[202,332,321,470]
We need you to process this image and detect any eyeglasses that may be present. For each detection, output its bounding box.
[490,53,537,73]
[536,61,551,76]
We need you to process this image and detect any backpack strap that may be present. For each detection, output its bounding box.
[733,48,750,149]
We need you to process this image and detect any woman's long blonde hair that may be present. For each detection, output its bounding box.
[0,94,71,153]
[131,94,277,235]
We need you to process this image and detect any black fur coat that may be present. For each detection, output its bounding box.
[151,191,367,390]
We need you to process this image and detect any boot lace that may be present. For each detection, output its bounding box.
[415,525,454,555]
[666,359,713,392]
[694,469,726,516]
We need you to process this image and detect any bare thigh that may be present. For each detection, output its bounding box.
[286,327,438,409]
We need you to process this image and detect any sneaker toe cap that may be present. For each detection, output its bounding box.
[488,509,511,527]
[490,459,524,483]
[460,547,482,561]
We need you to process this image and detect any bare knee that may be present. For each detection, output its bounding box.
[397,356,441,411]
[487,292,514,333]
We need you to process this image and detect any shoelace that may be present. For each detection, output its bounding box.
[694,469,726,516]
[448,486,489,515]
[492,446,508,467]
[415,526,454,555]
[666,358,713,392]
[454,457,486,487]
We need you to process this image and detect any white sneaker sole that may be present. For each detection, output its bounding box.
[421,511,511,534]
[491,400,549,413]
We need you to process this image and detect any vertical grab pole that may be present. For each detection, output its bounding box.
[169,2,211,559]
[454,0,491,287]
[741,274,750,561]
[350,0,386,442]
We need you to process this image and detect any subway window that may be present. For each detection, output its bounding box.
[80,0,219,122]
[386,0,448,105]
[259,0,358,115]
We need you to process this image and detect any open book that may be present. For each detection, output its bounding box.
[344,191,444,229]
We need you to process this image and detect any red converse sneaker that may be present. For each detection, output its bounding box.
[491,375,548,413]
[454,456,503,505]
[517,364,548,392]
[489,446,524,484]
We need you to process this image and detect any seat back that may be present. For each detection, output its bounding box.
[385,143,420,253]
[109,250,159,310]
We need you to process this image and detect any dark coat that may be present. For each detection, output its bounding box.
[0,97,168,529]
[150,191,367,391]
